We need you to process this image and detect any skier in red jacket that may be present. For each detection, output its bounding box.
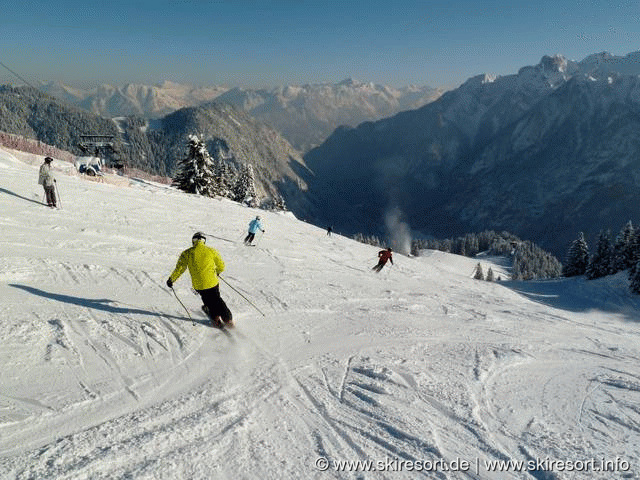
[373,247,393,273]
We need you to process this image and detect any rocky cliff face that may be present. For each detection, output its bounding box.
[302,52,640,257]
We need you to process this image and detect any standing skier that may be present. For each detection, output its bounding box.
[38,157,57,208]
[167,232,233,328]
[372,247,393,273]
[244,215,265,245]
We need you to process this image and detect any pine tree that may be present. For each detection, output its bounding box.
[465,235,480,256]
[233,164,259,207]
[630,260,640,294]
[628,232,640,269]
[172,135,217,197]
[627,232,640,284]
[563,232,589,277]
[272,193,287,211]
[486,267,494,282]
[612,220,635,273]
[512,260,522,280]
[586,230,613,280]
[473,263,484,280]
[212,157,233,198]
[224,162,239,200]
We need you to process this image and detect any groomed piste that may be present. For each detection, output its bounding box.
[1,147,640,479]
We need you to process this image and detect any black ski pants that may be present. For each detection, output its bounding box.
[43,185,57,207]
[372,260,387,273]
[244,232,256,244]
[197,285,232,323]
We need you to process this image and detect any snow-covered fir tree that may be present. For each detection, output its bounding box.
[412,230,561,280]
[234,164,259,207]
[473,263,484,280]
[612,220,635,273]
[563,232,589,277]
[263,193,287,211]
[272,193,286,211]
[512,261,523,280]
[353,233,383,248]
[586,230,613,280]
[486,267,494,282]
[172,135,218,197]
[630,259,640,294]
[211,157,236,199]
[627,232,640,286]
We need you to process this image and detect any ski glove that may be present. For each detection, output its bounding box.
[166,278,173,288]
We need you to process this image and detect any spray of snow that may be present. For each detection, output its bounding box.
[384,206,412,255]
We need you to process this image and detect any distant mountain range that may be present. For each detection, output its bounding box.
[39,80,443,152]
[302,51,640,257]
[0,85,312,211]
[213,80,443,152]
[8,52,640,257]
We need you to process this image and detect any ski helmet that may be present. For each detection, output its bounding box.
[44,156,53,163]
[192,232,206,245]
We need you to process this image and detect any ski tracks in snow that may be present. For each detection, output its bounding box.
[0,322,289,479]
[468,336,640,479]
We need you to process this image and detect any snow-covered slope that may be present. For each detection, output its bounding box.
[1,148,640,479]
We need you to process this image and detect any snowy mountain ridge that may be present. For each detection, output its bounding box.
[442,51,640,141]
[2,146,640,479]
[302,50,640,258]
[39,79,443,152]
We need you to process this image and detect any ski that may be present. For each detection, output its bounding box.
[201,305,234,330]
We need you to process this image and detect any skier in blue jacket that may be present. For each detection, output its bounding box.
[244,216,265,245]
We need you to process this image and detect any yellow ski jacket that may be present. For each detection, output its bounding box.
[169,242,225,290]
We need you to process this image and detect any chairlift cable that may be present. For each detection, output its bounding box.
[0,61,39,90]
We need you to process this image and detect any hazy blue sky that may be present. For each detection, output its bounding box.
[2,0,638,89]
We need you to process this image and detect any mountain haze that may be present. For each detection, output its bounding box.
[39,80,443,152]
[215,79,443,151]
[41,81,228,119]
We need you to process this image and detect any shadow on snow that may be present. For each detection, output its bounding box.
[10,284,186,322]
[502,273,640,322]
[0,187,45,206]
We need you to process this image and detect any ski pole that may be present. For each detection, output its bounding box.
[219,276,266,317]
[203,232,235,244]
[253,230,265,247]
[171,286,195,326]
[54,180,62,209]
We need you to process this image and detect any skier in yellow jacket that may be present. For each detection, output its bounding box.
[167,232,232,327]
